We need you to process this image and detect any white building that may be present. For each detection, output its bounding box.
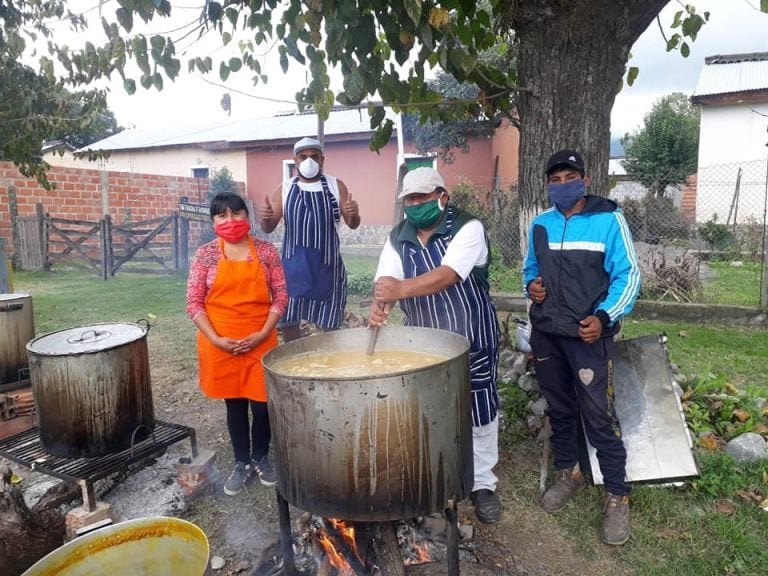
[691,52,768,224]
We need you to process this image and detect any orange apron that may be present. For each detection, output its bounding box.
[197,238,278,401]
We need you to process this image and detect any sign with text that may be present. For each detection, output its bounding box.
[178,202,209,222]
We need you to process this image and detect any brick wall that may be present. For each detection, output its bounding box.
[681,173,697,222]
[0,162,245,257]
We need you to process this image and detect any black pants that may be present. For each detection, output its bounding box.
[531,327,630,496]
[224,398,271,465]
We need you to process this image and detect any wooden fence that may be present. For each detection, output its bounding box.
[11,202,195,280]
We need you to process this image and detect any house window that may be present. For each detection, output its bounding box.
[283,160,297,181]
[405,156,436,171]
[191,166,209,179]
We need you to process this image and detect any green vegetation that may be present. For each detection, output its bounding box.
[702,261,762,307]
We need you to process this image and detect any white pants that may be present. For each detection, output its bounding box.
[472,417,499,492]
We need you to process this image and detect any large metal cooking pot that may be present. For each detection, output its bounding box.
[21,517,209,576]
[0,293,34,385]
[26,321,155,458]
[263,326,473,521]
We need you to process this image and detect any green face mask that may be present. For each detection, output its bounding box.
[404,199,443,229]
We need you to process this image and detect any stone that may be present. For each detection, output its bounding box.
[210,555,226,570]
[498,349,516,368]
[530,397,548,417]
[724,433,768,463]
[518,372,539,393]
[730,261,744,267]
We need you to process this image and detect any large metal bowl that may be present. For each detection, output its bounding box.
[263,326,473,521]
[21,517,209,576]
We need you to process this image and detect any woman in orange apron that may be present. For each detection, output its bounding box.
[186,192,287,496]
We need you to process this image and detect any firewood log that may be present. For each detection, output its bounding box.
[0,465,67,576]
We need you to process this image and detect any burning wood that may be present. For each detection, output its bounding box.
[268,513,476,576]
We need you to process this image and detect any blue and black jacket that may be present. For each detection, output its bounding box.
[523,195,641,338]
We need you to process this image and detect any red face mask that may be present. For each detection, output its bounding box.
[214,220,251,243]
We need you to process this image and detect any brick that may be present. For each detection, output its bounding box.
[65,501,113,539]
[176,448,218,498]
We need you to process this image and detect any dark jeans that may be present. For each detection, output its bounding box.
[224,398,271,464]
[530,327,630,496]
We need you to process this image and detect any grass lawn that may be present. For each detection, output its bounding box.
[703,261,763,307]
[11,266,768,576]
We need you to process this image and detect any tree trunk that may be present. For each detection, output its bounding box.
[503,0,670,255]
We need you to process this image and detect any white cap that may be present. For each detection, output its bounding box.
[398,167,445,199]
[293,137,323,155]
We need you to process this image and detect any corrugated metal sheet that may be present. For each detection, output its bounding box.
[693,56,768,98]
[81,107,398,152]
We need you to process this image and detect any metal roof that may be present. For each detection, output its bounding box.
[692,52,768,98]
[81,107,398,152]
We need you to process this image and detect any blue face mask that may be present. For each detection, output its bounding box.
[547,179,585,210]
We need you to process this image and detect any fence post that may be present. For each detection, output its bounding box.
[0,237,9,292]
[35,202,48,271]
[104,214,113,278]
[8,185,19,270]
[762,222,768,310]
[179,197,189,273]
[171,213,179,272]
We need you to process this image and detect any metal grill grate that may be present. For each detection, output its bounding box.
[0,420,197,511]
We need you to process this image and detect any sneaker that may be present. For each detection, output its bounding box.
[252,455,277,487]
[470,489,501,523]
[541,465,587,513]
[223,462,252,496]
[601,492,631,545]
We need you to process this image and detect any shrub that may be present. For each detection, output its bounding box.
[347,271,375,296]
[698,215,735,253]
[621,194,691,244]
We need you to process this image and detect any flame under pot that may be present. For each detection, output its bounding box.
[263,326,473,522]
[26,322,155,458]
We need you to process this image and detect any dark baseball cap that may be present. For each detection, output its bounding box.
[545,149,585,176]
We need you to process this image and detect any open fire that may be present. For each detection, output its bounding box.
[281,514,472,575]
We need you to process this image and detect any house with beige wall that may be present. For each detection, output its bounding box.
[50,108,520,229]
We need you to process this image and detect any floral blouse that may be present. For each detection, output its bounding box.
[186,237,288,320]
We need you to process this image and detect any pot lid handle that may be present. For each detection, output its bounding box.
[66,329,112,345]
[136,318,152,333]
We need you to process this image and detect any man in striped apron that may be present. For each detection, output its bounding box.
[369,167,502,524]
[260,137,360,342]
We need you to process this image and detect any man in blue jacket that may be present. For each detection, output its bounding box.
[523,149,641,545]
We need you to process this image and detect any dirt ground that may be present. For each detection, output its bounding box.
[151,367,631,576]
[3,324,629,576]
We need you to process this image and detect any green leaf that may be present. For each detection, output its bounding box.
[229,57,242,72]
[680,42,690,58]
[223,32,232,46]
[124,78,136,95]
[207,2,223,22]
[153,73,163,91]
[762,0,768,13]
[116,7,134,33]
[626,66,639,87]
[219,61,230,81]
[404,0,422,26]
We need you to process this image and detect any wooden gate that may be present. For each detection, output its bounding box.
[15,217,46,271]
[110,214,179,275]
[46,216,104,275]
[13,204,182,279]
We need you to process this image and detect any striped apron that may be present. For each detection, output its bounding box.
[396,208,500,427]
[281,176,346,330]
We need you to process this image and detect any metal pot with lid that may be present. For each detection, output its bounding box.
[26,321,155,458]
[0,293,34,386]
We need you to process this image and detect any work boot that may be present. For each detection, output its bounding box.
[470,489,501,523]
[223,461,253,496]
[252,455,277,487]
[540,465,587,512]
[601,492,631,545]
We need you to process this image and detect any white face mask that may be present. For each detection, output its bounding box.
[298,157,320,179]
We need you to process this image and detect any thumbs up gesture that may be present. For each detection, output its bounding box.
[260,195,273,222]
[342,193,359,219]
